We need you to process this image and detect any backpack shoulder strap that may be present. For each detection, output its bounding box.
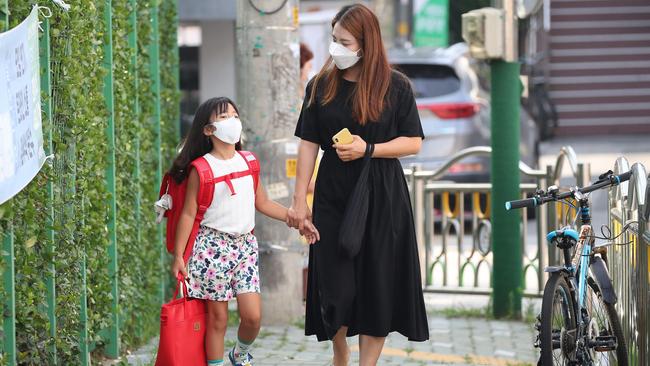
[190,157,215,219]
[238,150,260,193]
[159,173,171,198]
[183,157,215,263]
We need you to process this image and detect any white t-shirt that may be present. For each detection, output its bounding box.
[200,152,256,236]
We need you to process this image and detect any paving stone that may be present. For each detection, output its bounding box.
[130,308,538,365]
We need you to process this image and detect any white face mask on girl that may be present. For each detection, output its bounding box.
[211,116,242,145]
[329,42,361,70]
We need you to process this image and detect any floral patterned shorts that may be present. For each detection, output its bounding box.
[186,225,260,301]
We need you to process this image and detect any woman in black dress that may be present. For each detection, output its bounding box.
[287,4,429,365]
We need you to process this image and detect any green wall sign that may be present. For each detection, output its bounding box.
[413,0,449,48]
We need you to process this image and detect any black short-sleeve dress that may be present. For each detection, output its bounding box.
[294,70,430,342]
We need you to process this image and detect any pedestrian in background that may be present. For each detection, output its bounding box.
[300,42,314,99]
[287,4,430,366]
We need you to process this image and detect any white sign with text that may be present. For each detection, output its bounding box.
[0,7,46,205]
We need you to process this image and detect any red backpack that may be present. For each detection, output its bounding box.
[156,151,261,263]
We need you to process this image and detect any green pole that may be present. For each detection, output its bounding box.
[173,0,180,142]
[61,141,83,362]
[129,0,140,270]
[128,0,144,341]
[80,252,89,365]
[1,197,16,363]
[149,0,165,304]
[490,1,522,316]
[102,0,120,358]
[79,194,89,365]
[1,2,16,364]
[38,13,57,364]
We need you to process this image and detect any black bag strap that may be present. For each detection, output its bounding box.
[363,143,375,162]
[356,143,375,183]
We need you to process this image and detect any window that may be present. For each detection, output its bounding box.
[394,64,461,98]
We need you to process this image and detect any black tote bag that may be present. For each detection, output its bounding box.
[338,143,374,258]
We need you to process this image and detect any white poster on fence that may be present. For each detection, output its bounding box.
[0,7,46,205]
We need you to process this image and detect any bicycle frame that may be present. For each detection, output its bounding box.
[561,199,600,348]
[574,224,594,320]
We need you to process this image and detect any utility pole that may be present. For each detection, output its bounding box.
[490,0,522,318]
[373,0,395,48]
[395,0,413,47]
[235,0,303,324]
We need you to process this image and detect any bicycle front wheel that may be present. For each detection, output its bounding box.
[586,276,628,365]
[540,272,577,365]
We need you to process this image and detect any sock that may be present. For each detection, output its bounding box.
[235,336,254,358]
[207,360,223,366]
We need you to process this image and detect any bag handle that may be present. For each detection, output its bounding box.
[363,143,375,162]
[172,273,189,301]
[356,143,375,188]
[171,275,194,321]
[356,143,374,178]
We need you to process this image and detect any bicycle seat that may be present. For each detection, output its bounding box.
[546,228,579,249]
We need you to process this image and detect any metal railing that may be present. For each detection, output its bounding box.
[405,146,589,296]
[608,158,649,365]
[406,147,649,360]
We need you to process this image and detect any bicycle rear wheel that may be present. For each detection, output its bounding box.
[540,273,577,365]
[586,276,628,365]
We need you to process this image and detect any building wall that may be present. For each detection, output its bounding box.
[549,0,650,134]
[199,20,237,103]
[179,0,236,21]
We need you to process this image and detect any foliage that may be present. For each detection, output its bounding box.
[1,1,179,363]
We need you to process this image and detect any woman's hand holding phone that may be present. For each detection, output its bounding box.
[334,134,367,162]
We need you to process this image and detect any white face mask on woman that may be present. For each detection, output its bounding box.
[211,116,242,145]
[329,42,361,70]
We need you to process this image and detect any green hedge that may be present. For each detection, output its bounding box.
[0,1,179,364]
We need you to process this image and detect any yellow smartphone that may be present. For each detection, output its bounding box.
[332,128,354,145]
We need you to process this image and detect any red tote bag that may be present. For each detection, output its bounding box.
[155,275,207,366]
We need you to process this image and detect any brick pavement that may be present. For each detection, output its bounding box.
[127,295,539,366]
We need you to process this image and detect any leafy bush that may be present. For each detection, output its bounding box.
[1,1,179,363]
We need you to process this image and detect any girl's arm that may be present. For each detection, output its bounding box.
[255,181,288,222]
[171,169,199,276]
[334,135,422,161]
[256,180,321,243]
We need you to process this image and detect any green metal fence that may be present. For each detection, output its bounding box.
[406,148,650,360]
[0,1,179,364]
[404,146,590,297]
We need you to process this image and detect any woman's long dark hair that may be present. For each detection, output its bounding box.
[168,97,241,183]
[308,4,391,125]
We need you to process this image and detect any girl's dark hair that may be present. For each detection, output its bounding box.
[168,97,241,183]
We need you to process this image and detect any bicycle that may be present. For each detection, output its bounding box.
[506,170,633,365]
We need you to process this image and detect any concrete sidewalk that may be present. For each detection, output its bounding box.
[127,294,539,366]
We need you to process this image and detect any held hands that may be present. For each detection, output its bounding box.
[287,199,320,244]
[300,219,321,244]
[333,135,367,162]
[287,199,311,230]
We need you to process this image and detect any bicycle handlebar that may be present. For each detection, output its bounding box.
[505,170,633,211]
[505,197,539,210]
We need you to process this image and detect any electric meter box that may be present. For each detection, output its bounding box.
[462,8,505,60]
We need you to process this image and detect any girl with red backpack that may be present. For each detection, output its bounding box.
[167,97,319,366]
